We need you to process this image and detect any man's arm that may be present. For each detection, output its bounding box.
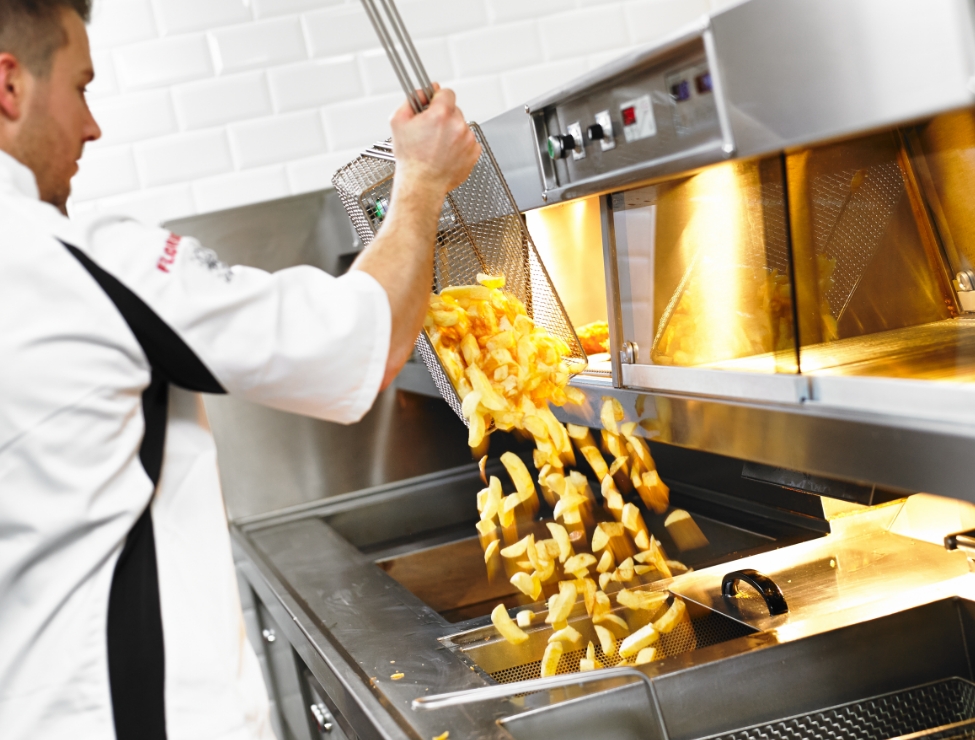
[62,87,479,425]
[350,87,481,389]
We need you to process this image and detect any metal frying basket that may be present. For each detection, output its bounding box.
[702,678,975,740]
[332,0,586,423]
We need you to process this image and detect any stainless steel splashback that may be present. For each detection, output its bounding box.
[497,0,975,209]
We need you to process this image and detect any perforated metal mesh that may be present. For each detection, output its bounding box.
[811,163,903,320]
[487,611,753,685]
[704,678,975,740]
[332,125,586,422]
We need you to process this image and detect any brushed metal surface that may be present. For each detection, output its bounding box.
[553,379,975,502]
[712,0,975,158]
[482,0,975,205]
[479,106,545,212]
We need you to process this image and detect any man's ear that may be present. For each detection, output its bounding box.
[0,54,25,122]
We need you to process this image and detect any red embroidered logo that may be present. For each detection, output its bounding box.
[157,233,181,273]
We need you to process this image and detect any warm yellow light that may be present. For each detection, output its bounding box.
[652,161,792,370]
[525,196,607,329]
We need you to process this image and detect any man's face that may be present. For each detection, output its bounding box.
[13,9,101,212]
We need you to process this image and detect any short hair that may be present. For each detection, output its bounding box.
[0,0,92,77]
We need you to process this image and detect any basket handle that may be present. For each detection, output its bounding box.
[721,568,789,616]
[411,666,656,711]
[360,0,435,114]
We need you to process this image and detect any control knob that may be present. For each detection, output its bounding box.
[547,134,575,160]
[587,124,604,141]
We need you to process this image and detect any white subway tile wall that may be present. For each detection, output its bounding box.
[70,0,735,224]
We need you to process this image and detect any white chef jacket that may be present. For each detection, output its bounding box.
[0,150,391,740]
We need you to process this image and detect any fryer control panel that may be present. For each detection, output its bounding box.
[532,35,729,199]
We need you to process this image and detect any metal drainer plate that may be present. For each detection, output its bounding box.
[488,611,754,684]
[704,678,975,740]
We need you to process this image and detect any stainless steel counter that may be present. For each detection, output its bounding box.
[232,469,975,740]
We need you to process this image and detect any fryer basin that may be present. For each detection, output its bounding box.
[331,461,823,624]
[499,597,975,740]
[701,678,975,740]
[446,601,755,684]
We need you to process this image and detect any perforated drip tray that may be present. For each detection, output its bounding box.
[704,678,975,740]
[450,606,755,685]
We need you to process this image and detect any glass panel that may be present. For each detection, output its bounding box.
[788,130,965,378]
[525,195,610,374]
[613,157,798,373]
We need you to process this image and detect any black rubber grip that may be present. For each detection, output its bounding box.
[721,568,789,616]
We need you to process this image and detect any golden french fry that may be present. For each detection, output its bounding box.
[462,390,482,420]
[500,534,533,559]
[600,397,624,433]
[595,624,617,657]
[618,623,659,658]
[491,604,529,645]
[477,273,505,289]
[483,539,499,563]
[616,557,635,582]
[617,589,669,612]
[546,522,573,563]
[500,494,519,528]
[565,387,586,405]
[545,582,577,624]
[639,470,670,514]
[516,609,534,627]
[476,486,489,515]
[442,284,491,302]
[566,423,591,440]
[625,432,654,471]
[665,509,709,551]
[635,647,657,665]
[667,560,690,576]
[648,537,673,579]
[653,598,688,633]
[563,553,597,577]
[591,522,625,552]
[553,489,588,521]
[593,613,630,637]
[538,538,562,560]
[579,445,609,481]
[510,571,542,600]
[596,549,615,574]
[540,641,563,677]
[579,577,597,615]
[501,452,536,503]
[549,626,582,645]
[633,529,650,551]
[468,411,486,448]
[592,591,612,618]
[602,480,624,519]
[475,518,497,538]
[479,455,488,485]
[579,658,597,672]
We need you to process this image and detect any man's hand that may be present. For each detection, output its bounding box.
[350,85,482,393]
[390,85,481,197]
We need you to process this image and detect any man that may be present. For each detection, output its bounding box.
[0,1,480,738]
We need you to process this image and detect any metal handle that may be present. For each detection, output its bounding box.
[360,0,434,113]
[309,702,333,734]
[721,568,789,616]
[945,528,975,555]
[412,666,654,711]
